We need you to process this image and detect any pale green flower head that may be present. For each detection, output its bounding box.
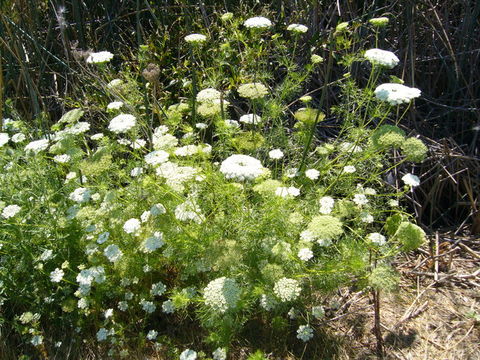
[307,215,343,240]
[238,82,269,99]
[335,22,349,32]
[401,137,428,162]
[311,54,324,64]
[394,222,426,251]
[221,12,233,21]
[369,17,389,27]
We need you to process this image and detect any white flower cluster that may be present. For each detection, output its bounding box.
[287,23,308,33]
[140,299,156,313]
[156,162,198,191]
[367,232,386,246]
[220,154,264,181]
[151,281,166,296]
[298,248,313,261]
[141,232,164,253]
[107,101,123,110]
[180,349,197,360]
[212,347,227,360]
[364,48,399,68]
[244,16,272,29]
[76,266,105,296]
[184,33,207,44]
[259,294,277,311]
[319,196,335,214]
[50,268,64,283]
[275,186,300,198]
[174,144,211,157]
[237,82,269,99]
[86,51,113,64]
[175,198,204,224]
[25,139,49,153]
[123,218,141,235]
[196,88,221,103]
[0,133,9,147]
[69,187,91,203]
[268,148,284,160]
[402,173,420,187]
[375,83,421,105]
[273,277,301,302]
[145,150,170,166]
[296,324,314,342]
[203,277,241,313]
[2,204,21,219]
[104,244,123,262]
[305,168,320,180]
[108,114,136,133]
[239,113,262,125]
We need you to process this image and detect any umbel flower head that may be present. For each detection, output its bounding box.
[196,88,221,103]
[307,215,343,240]
[287,23,308,34]
[237,83,269,99]
[273,277,301,302]
[108,114,136,133]
[86,51,114,64]
[375,83,421,105]
[394,222,426,251]
[220,154,264,181]
[203,277,241,313]
[364,48,399,68]
[184,33,207,44]
[244,16,272,29]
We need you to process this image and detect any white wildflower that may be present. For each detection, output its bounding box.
[273,277,301,302]
[298,248,313,261]
[184,33,207,43]
[144,150,169,166]
[50,268,64,283]
[368,233,386,246]
[319,196,335,214]
[130,167,143,177]
[11,133,26,143]
[123,218,141,235]
[180,349,197,360]
[287,23,308,33]
[2,204,21,218]
[220,154,264,181]
[353,194,369,206]
[312,305,325,319]
[305,168,320,180]
[239,113,262,125]
[204,277,241,313]
[296,325,314,342]
[108,114,136,133]
[104,244,123,262]
[25,139,49,153]
[0,133,9,147]
[244,16,272,29]
[107,101,124,110]
[151,281,166,296]
[53,154,71,163]
[268,149,284,160]
[162,300,175,314]
[97,231,109,244]
[96,328,108,341]
[212,348,227,360]
[237,83,269,99]
[275,186,300,198]
[375,83,421,105]
[86,51,114,64]
[364,48,399,68]
[141,232,164,253]
[146,330,158,341]
[69,187,91,203]
[343,165,356,173]
[402,173,420,187]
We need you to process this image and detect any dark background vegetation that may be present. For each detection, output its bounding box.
[1,0,479,229]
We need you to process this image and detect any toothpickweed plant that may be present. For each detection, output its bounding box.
[0,12,427,359]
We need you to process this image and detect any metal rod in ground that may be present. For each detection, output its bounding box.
[373,289,384,358]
